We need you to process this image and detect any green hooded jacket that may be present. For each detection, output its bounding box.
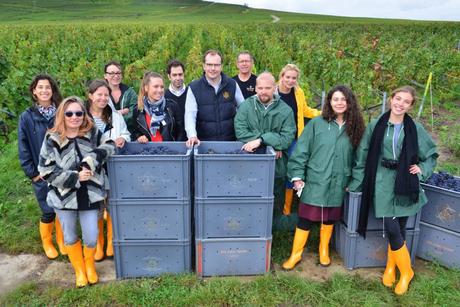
[234,94,296,178]
[288,116,354,208]
[348,116,438,217]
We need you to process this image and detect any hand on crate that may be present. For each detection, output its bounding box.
[137,135,149,144]
[115,137,126,148]
[241,138,262,152]
[186,136,200,148]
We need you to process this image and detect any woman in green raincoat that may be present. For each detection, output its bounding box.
[283,85,365,270]
[348,86,438,295]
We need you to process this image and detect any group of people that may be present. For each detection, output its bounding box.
[18,49,438,295]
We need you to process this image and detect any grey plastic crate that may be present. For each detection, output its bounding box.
[194,142,275,198]
[416,221,460,269]
[342,192,421,233]
[196,237,272,277]
[107,142,191,200]
[194,197,274,239]
[334,222,419,270]
[113,240,191,278]
[109,198,191,241]
[420,182,460,232]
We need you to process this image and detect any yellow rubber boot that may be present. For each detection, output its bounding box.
[382,245,396,287]
[39,221,58,259]
[393,244,414,295]
[319,224,334,266]
[283,189,294,215]
[106,213,113,257]
[94,218,105,261]
[83,246,99,285]
[282,228,309,270]
[54,216,67,256]
[66,241,88,288]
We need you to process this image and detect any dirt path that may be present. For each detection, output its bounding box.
[1,250,431,297]
[0,253,116,296]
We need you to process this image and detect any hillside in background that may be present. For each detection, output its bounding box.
[0,0,453,24]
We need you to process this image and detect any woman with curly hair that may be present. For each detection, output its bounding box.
[283,85,365,270]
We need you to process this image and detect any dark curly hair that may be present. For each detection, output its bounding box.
[322,85,365,148]
[28,74,62,107]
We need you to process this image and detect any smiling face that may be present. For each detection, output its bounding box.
[330,91,348,116]
[236,53,253,75]
[104,64,122,87]
[280,69,298,90]
[64,102,84,131]
[33,79,53,105]
[203,53,222,82]
[390,91,414,117]
[89,86,110,111]
[145,77,164,101]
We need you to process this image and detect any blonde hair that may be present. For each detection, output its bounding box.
[137,71,164,110]
[49,96,94,140]
[278,63,300,82]
[390,85,417,106]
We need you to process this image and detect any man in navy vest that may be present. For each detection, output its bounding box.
[185,49,245,147]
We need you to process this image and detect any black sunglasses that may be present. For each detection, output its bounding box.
[64,111,84,118]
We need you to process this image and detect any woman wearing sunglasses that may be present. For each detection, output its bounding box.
[86,79,130,261]
[18,74,66,259]
[104,60,138,124]
[131,71,185,143]
[39,96,115,287]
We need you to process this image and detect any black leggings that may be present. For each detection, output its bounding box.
[384,216,408,251]
[297,217,334,231]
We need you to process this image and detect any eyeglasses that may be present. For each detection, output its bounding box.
[64,111,84,118]
[205,63,222,68]
[105,71,122,76]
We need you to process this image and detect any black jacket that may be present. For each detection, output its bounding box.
[130,98,185,142]
[18,106,55,179]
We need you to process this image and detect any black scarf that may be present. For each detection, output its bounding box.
[358,111,419,238]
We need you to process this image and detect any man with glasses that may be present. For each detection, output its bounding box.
[233,51,257,99]
[185,49,244,147]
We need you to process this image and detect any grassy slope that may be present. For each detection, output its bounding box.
[0,0,453,25]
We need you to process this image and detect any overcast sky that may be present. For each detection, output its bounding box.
[207,0,460,21]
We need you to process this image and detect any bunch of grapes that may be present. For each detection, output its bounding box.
[426,172,460,192]
[129,146,180,155]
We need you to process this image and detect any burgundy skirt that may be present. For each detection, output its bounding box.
[298,202,343,222]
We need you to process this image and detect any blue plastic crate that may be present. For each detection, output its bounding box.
[420,181,460,232]
[194,142,275,198]
[109,198,191,241]
[107,142,191,200]
[113,239,191,278]
[196,237,272,277]
[334,222,419,270]
[194,197,274,239]
[342,192,421,233]
[416,221,460,269]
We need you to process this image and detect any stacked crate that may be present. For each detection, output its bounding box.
[194,142,275,277]
[335,192,421,269]
[107,142,192,278]
[417,177,460,269]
